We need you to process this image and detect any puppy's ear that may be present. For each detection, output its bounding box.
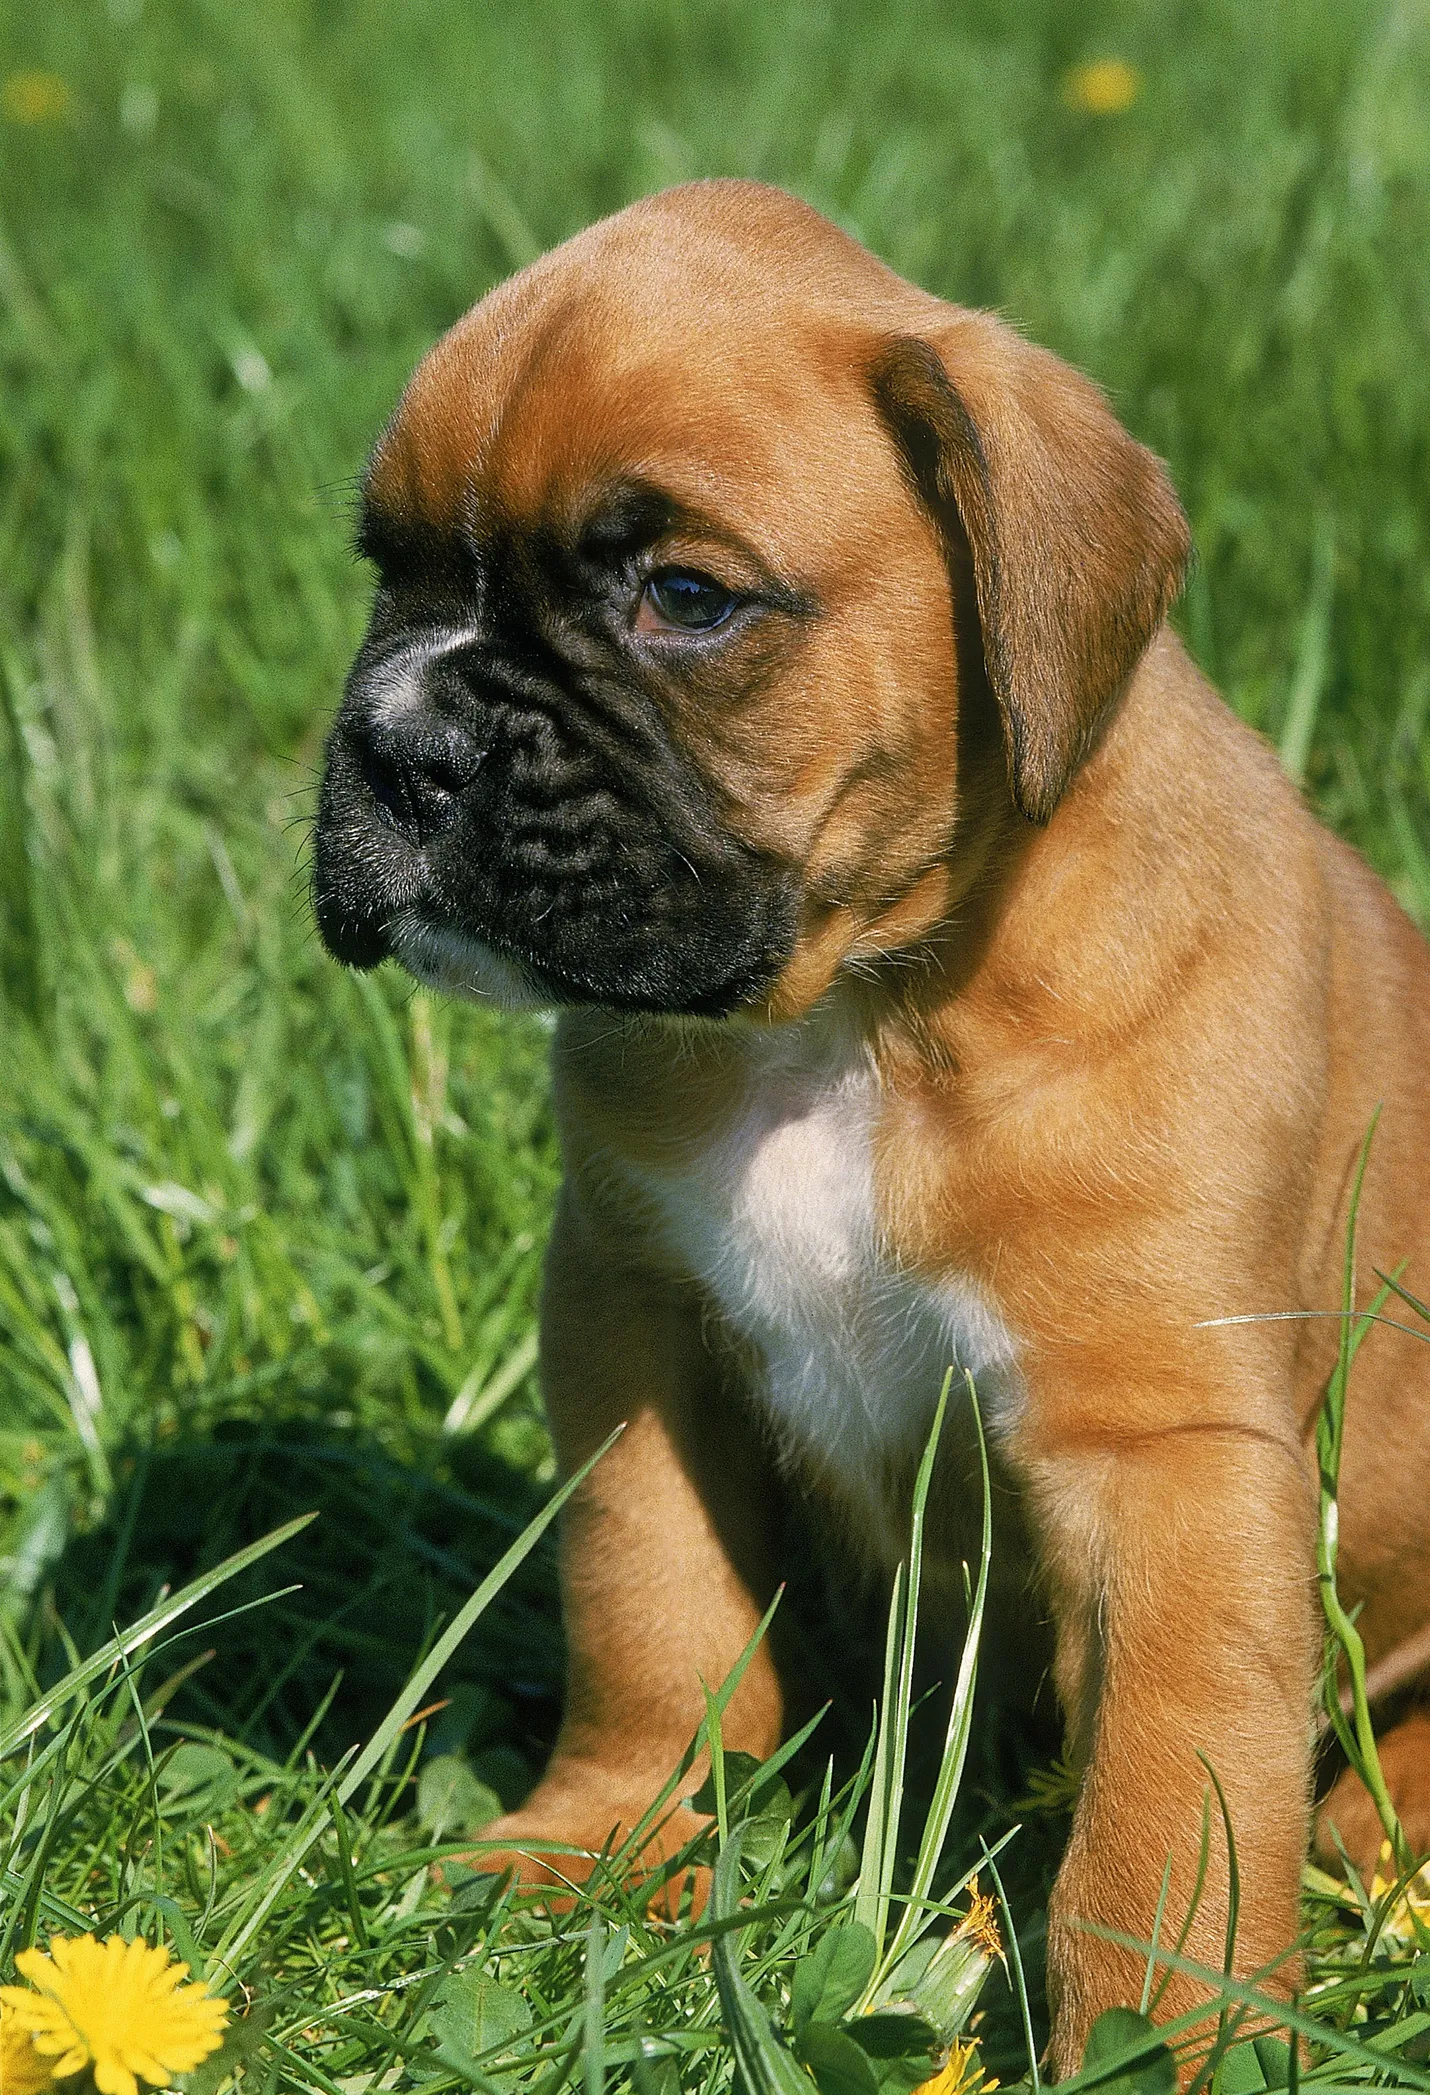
[871,316,1190,822]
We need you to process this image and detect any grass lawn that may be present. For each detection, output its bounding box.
[3,0,1430,2088]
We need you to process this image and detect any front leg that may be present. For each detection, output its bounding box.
[479,1189,783,1892]
[1029,1420,1316,2077]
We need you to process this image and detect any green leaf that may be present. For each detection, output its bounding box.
[1217,2037,1290,2095]
[1217,2042,1267,2095]
[862,2058,938,2095]
[844,2011,940,2064]
[430,1971,532,2084]
[798,2022,882,2095]
[755,1777,795,1824]
[156,1741,238,1803]
[633,2044,682,2095]
[816,1834,861,1907]
[741,1809,795,1872]
[582,1912,608,2095]
[417,1754,502,1839]
[691,1751,764,1815]
[792,1923,878,2039]
[879,1375,992,1984]
[1213,2042,1256,2095]
[841,2017,941,2095]
[1079,2008,1176,2095]
[840,2009,942,2095]
[1251,2037,1290,2090]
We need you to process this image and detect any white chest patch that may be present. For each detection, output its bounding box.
[633,1014,1023,1549]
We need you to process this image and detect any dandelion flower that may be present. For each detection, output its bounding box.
[956,1882,1003,1964]
[1061,60,1142,115]
[1,2000,56,2095]
[1367,1840,1430,1950]
[0,1935,228,2095]
[914,2036,998,2095]
[1,73,74,125]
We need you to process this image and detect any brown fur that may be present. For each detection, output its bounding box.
[364,182,1430,2073]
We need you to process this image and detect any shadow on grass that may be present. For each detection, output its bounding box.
[42,1415,566,1802]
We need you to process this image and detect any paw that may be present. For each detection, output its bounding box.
[463,1782,712,1917]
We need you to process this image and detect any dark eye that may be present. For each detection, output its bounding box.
[640,569,738,632]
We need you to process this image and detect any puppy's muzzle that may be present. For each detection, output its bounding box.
[313,628,799,1016]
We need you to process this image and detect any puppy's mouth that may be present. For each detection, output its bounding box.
[312,630,798,1018]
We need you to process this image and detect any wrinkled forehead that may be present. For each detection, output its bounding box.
[365,228,913,557]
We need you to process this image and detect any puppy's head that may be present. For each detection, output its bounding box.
[313,181,1188,1019]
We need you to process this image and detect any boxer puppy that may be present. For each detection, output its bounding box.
[312,180,1430,2072]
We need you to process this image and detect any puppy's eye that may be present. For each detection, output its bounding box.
[638,569,737,633]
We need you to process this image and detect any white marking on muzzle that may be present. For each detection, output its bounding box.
[365,627,487,726]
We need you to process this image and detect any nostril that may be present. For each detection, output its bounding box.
[406,774,459,844]
[362,751,411,831]
[352,718,480,846]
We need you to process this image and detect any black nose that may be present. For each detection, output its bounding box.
[350,714,483,847]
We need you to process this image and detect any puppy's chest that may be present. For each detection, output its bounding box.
[631,1031,1021,1547]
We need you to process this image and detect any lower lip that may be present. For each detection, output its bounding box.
[386,911,552,1012]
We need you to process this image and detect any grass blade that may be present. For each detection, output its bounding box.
[852,1560,905,1956]
[584,1913,608,2095]
[983,1840,1040,2094]
[1314,1109,1409,1864]
[880,1371,992,1981]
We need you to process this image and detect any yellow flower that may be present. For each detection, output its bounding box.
[0,1935,229,2095]
[913,2036,998,2095]
[956,1882,1003,1964]
[1,73,74,125]
[1367,1839,1430,1950]
[1,2000,56,2095]
[1061,60,1142,115]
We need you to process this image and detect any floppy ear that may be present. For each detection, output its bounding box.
[871,315,1190,823]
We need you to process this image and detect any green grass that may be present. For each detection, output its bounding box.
[3,0,1430,2086]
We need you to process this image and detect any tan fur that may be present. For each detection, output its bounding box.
[1318,1714,1430,1878]
[368,182,1430,2073]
